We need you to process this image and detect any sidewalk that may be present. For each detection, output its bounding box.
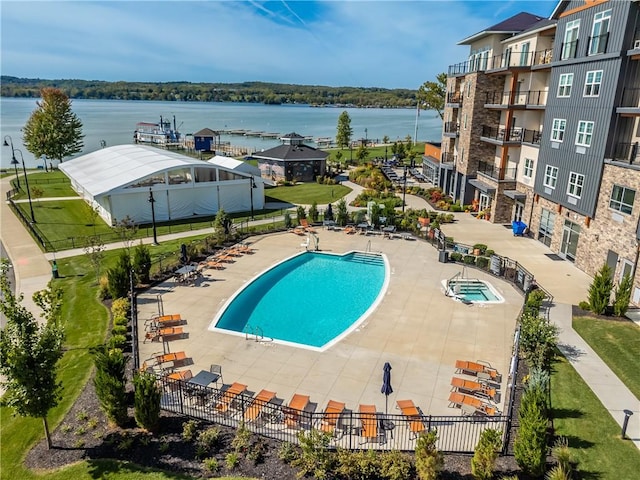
[1,174,638,448]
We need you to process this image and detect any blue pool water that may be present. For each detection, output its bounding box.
[445,279,504,303]
[212,252,388,349]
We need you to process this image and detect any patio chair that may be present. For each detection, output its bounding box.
[284,393,310,429]
[344,226,356,235]
[164,369,193,382]
[243,389,277,423]
[396,399,427,439]
[200,260,225,270]
[448,392,500,416]
[292,226,306,236]
[450,376,498,402]
[358,404,381,444]
[209,364,223,387]
[144,326,185,343]
[154,351,188,370]
[319,399,345,435]
[146,314,184,327]
[454,359,501,383]
[215,382,247,414]
[300,219,316,233]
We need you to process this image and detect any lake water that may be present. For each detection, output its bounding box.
[0,97,443,168]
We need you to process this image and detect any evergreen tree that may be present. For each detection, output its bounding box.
[613,273,633,317]
[133,242,152,284]
[325,203,334,221]
[108,251,131,300]
[519,312,559,371]
[335,199,349,226]
[514,386,548,478]
[471,428,502,480]
[309,202,319,222]
[415,430,444,480]
[588,263,613,315]
[0,274,64,449]
[93,345,129,427]
[133,371,161,433]
[336,111,353,149]
[22,87,84,163]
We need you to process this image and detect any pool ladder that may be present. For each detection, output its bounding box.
[244,324,273,343]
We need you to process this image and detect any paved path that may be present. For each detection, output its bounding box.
[1,173,638,448]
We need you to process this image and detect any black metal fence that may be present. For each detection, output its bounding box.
[155,376,509,453]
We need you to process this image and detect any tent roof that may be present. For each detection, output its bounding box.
[208,155,260,176]
[59,145,255,197]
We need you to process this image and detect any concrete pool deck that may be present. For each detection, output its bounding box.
[138,230,523,418]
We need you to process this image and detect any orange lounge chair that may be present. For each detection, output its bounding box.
[234,244,255,254]
[291,226,306,236]
[165,369,193,382]
[454,360,501,383]
[145,326,185,343]
[284,393,310,428]
[359,404,379,443]
[215,382,247,413]
[300,219,317,233]
[243,389,277,423]
[344,226,356,235]
[155,351,187,369]
[448,392,499,416]
[396,399,427,438]
[200,260,225,270]
[451,376,497,402]
[320,400,345,434]
[147,314,184,327]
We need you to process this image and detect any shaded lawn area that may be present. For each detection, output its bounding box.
[551,355,640,480]
[11,170,77,199]
[0,242,258,480]
[573,316,640,399]
[266,182,351,205]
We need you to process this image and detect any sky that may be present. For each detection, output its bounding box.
[1,1,557,90]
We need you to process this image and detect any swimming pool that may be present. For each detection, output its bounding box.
[211,251,389,350]
[443,279,504,304]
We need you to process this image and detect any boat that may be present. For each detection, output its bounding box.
[134,115,182,146]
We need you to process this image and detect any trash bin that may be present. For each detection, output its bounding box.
[52,260,59,279]
[438,251,449,263]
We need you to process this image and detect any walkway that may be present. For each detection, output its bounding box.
[0,173,638,448]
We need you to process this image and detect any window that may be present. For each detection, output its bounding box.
[538,208,556,247]
[551,118,566,142]
[544,165,559,189]
[610,185,636,214]
[561,20,580,60]
[520,42,530,66]
[567,171,585,198]
[584,70,603,97]
[524,158,534,178]
[463,113,467,130]
[557,73,573,97]
[575,121,594,147]
[589,9,611,55]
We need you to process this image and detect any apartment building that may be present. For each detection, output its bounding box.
[430,0,640,302]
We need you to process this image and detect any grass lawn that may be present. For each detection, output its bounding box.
[0,240,258,480]
[12,170,77,199]
[266,182,351,205]
[573,316,640,399]
[551,355,640,480]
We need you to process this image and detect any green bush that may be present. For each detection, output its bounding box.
[111,297,130,319]
[476,256,490,270]
[203,457,219,473]
[111,325,128,336]
[113,315,128,327]
[415,430,443,480]
[379,450,414,480]
[198,426,222,452]
[133,242,152,284]
[463,255,476,265]
[471,428,503,480]
[613,273,633,317]
[182,419,199,442]
[588,263,613,315]
[283,211,292,228]
[450,252,463,262]
[231,422,251,454]
[546,465,571,480]
[93,346,128,427]
[519,312,558,371]
[278,441,298,463]
[291,429,334,479]
[578,300,591,311]
[514,386,548,477]
[473,244,488,254]
[107,252,131,300]
[133,371,161,433]
[336,448,380,479]
[108,334,127,350]
[485,249,495,257]
[552,436,574,474]
[225,452,239,469]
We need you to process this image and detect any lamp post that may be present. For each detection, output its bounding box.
[349,144,353,165]
[249,176,257,221]
[364,128,368,145]
[402,165,408,213]
[385,146,388,162]
[3,136,21,190]
[148,188,159,245]
[16,149,36,223]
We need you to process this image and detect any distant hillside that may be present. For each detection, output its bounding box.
[0,76,418,108]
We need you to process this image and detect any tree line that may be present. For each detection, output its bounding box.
[1,76,419,108]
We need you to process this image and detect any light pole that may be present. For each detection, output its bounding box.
[16,149,36,223]
[364,128,368,145]
[3,136,21,190]
[350,144,353,165]
[249,176,257,221]
[148,188,159,245]
[402,165,408,213]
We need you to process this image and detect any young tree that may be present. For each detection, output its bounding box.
[335,198,349,226]
[108,251,131,300]
[336,111,353,149]
[31,186,44,203]
[93,345,129,427]
[417,72,447,120]
[471,428,503,480]
[415,430,444,480]
[588,263,613,315]
[133,242,152,285]
[308,202,319,222]
[133,371,161,433]
[613,273,633,317]
[114,215,138,256]
[83,235,107,281]
[0,275,65,449]
[22,87,84,163]
[355,144,369,164]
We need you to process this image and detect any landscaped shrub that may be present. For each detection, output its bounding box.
[113,315,128,327]
[613,273,633,317]
[473,244,488,255]
[450,252,463,262]
[578,300,591,311]
[588,263,613,315]
[107,251,131,300]
[198,426,222,452]
[309,201,319,222]
[546,465,571,480]
[525,289,547,316]
[203,457,219,473]
[111,297,130,319]
[283,211,292,228]
[133,242,151,284]
[463,255,476,265]
[231,422,251,454]
[296,206,307,223]
[291,429,334,479]
[93,346,128,427]
[107,334,127,350]
[471,428,503,480]
[111,325,128,336]
[552,436,574,474]
[182,419,200,441]
[278,441,298,463]
[336,448,380,480]
[98,275,110,300]
[519,312,559,371]
[379,450,414,480]
[133,371,161,433]
[476,256,490,270]
[415,430,443,480]
[514,381,548,478]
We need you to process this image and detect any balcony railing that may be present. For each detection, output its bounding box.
[477,160,517,181]
[560,39,579,60]
[448,47,556,76]
[522,128,542,145]
[484,90,548,107]
[532,48,553,66]
[620,87,640,109]
[588,32,609,56]
[446,91,463,104]
[444,122,459,136]
[610,142,640,164]
[441,152,457,163]
[481,125,524,143]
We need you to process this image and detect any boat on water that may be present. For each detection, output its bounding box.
[134,115,182,146]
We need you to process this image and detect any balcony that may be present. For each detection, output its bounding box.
[532,48,553,68]
[485,51,536,74]
[477,160,517,182]
[587,32,609,56]
[617,87,640,116]
[560,39,579,60]
[443,122,459,137]
[480,125,523,145]
[484,90,547,108]
[609,142,640,165]
[522,128,543,146]
[441,152,457,163]
[446,91,463,106]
